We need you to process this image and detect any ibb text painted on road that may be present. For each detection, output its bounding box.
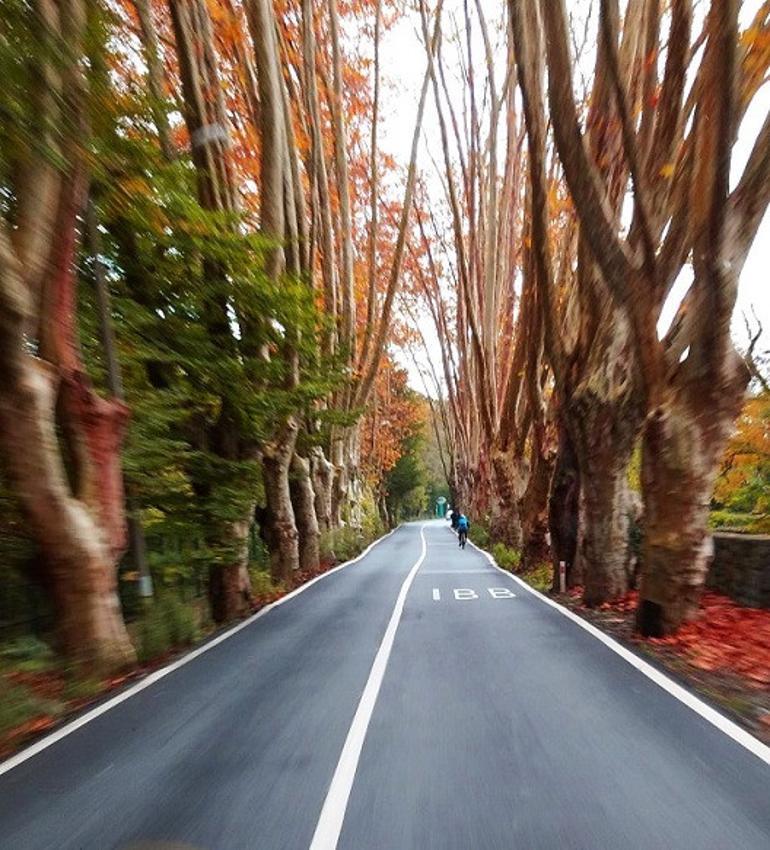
[431,587,517,601]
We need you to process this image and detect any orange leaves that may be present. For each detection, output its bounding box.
[360,357,424,485]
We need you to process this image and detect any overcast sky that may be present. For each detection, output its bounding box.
[375,1,770,393]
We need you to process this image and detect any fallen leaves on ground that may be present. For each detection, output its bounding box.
[564,586,770,689]
[648,593,770,688]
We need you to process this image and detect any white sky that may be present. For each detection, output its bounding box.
[376,0,770,392]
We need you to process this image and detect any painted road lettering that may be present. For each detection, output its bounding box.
[432,587,517,601]
[488,587,516,598]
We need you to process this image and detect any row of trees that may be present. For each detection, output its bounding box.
[412,0,770,635]
[0,0,439,669]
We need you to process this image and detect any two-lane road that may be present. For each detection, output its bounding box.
[1,521,768,849]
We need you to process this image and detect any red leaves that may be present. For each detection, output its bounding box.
[576,588,770,689]
[649,593,770,689]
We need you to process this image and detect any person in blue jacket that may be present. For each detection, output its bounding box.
[457,513,470,549]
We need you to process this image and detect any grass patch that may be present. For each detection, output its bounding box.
[709,510,770,534]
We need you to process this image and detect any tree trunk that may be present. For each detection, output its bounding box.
[310,447,333,534]
[521,442,554,572]
[208,507,254,623]
[262,420,300,585]
[490,450,524,549]
[549,420,581,590]
[291,452,321,572]
[570,392,641,604]
[329,428,349,527]
[637,357,747,635]
[0,359,135,670]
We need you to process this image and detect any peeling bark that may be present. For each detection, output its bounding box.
[637,354,748,635]
[291,452,321,572]
[209,508,254,623]
[262,420,300,585]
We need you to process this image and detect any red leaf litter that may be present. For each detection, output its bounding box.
[648,593,770,688]
[569,587,770,689]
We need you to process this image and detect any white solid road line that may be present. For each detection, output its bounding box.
[468,535,770,767]
[0,526,401,779]
[309,523,428,850]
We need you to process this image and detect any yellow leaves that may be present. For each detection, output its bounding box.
[659,162,675,179]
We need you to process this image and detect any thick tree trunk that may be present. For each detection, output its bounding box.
[329,429,346,528]
[490,450,524,549]
[571,392,641,606]
[310,447,333,534]
[521,443,554,572]
[637,359,747,635]
[0,360,135,670]
[549,421,580,590]
[208,508,254,623]
[262,420,300,585]
[291,452,320,572]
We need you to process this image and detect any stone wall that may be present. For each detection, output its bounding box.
[708,532,770,609]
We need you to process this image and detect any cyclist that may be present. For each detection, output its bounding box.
[457,513,470,549]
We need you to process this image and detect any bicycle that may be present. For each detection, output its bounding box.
[458,529,468,549]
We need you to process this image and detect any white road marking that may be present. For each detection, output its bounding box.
[453,588,478,600]
[421,569,491,575]
[432,588,441,601]
[309,524,428,850]
[0,526,402,779]
[488,588,517,598]
[469,539,770,766]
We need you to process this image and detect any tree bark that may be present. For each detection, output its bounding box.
[637,354,747,635]
[520,440,554,572]
[262,420,300,585]
[310,447,334,535]
[0,342,135,670]
[291,452,321,572]
[208,507,254,623]
[570,379,641,604]
[490,450,524,549]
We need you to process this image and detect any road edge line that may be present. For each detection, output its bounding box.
[309,523,428,850]
[0,525,401,778]
[467,535,770,766]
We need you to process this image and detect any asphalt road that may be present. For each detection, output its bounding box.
[1,521,769,850]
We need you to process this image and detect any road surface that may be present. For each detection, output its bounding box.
[1,521,768,849]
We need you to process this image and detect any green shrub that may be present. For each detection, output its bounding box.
[471,523,490,549]
[709,510,770,534]
[250,568,284,598]
[320,526,362,563]
[136,605,171,663]
[135,594,197,663]
[320,516,385,566]
[523,562,553,593]
[0,635,55,670]
[0,681,63,736]
[161,595,198,647]
[490,542,521,572]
